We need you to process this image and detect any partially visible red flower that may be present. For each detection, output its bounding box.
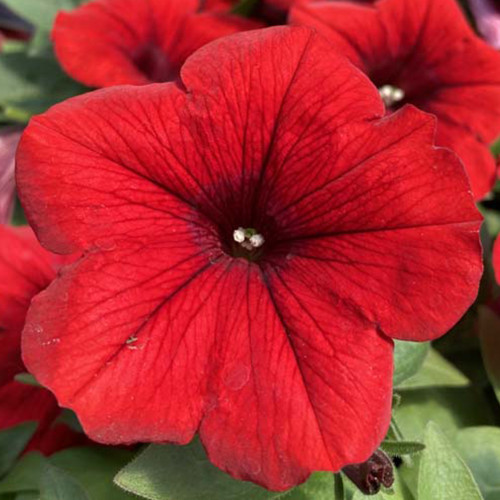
[0,380,88,455]
[470,0,500,49]
[17,27,482,490]
[0,225,86,454]
[0,129,21,224]
[52,0,262,87]
[290,0,500,200]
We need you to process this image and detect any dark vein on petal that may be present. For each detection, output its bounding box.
[258,265,335,468]
[68,258,222,403]
[276,219,480,244]
[250,31,315,221]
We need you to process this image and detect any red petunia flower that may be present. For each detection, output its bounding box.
[290,0,500,200]
[0,225,86,454]
[0,226,63,385]
[52,0,262,87]
[17,27,482,490]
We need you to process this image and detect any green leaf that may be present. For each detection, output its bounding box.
[0,422,37,477]
[39,463,89,500]
[231,0,259,16]
[455,427,500,500]
[380,440,425,457]
[479,206,500,238]
[51,447,135,500]
[115,439,285,500]
[418,422,483,500]
[53,410,84,433]
[11,198,27,227]
[286,473,336,500]
[13,373,41,388]
[15,493,39,500]
[0,453,46,494]
[393,340,429,386]
[491,137,500,157]
[394,387,494,442]
[0,447,133,500]
[334,474,345,500]
[477,305,500,404]
[396,348,469,390]
[0,51,87,122]
[14,493,38,500]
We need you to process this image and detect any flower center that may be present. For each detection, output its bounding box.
[233,227,265,252]
[378,84,405,108]
[133,43,176,82]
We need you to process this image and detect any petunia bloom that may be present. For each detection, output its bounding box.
[0,129,21,224]
[52,0,262,87]
[290,0,500,200]
[17,27,482,490]
[0,225,87,454]
[469,0,500,49]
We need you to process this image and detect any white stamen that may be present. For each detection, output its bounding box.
[233,227,246,243]
[233,227,265,251]
[249,234,265,248]
[378,84,405,108]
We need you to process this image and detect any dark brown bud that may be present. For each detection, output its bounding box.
[342,449,394,495]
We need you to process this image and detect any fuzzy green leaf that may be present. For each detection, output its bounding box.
[0,51,87,121]
[0,422,37,477]
[380,440,425,457]
[418,422,483,500]
[0,453,46,494]
[455,427,500,500]
[51,447,135,500]
[397,348,469,390]
[39,463,89,500]
[393,341,429,386]
[115,440,285,500]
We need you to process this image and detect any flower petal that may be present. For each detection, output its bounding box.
[0,226,56,385]
[266,107,482,340]
[22,243,228,443]
[19,26,383,254]
[199,263,393,490]
[52,0,259,86]
[290,0,500,199]
[53,0,198,86]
